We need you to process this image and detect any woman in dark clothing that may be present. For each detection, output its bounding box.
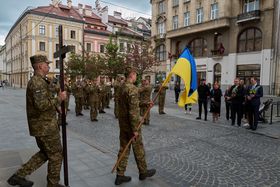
[174,81,181,103]
[210,82,223,122]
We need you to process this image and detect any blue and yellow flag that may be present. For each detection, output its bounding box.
[162,48,198,107]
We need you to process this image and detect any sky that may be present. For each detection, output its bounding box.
[0,0,151,45]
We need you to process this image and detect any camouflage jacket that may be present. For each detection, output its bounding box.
[113,81,121,99]
[154,84,168,97]
[118,81,140,132]
[139,85,152,105]
[99,83,107,96]
[88,84,100,103]
[26,74,60,136]
[72,82,84,98]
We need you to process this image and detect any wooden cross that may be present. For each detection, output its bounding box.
[53,25,71,187]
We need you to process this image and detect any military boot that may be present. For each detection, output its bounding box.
[139,169,156,180]
[47,183,67,187]
[114,175,131,185]
[7,174,34,187]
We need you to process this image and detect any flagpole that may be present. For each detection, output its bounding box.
[111,83,167,173]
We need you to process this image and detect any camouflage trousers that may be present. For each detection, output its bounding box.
[90,101,99,120]
[99,95,106,111]
[75,97,83,114]
[140,105,150,124]
[105,93,110,107]
[114,99,119,118]
[16,133,63,186]
[158,95,165,113]
[116,129,147,175]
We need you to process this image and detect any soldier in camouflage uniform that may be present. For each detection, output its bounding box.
[99,76,107,113]
[154,81,168,114]
[139,79,152,125]
[83,79,90,110]
[7,55,67,187]
[64,78,71,112]
[105,80,112,108]
[72,80,84,116]
[115,67,156,185]
[113,75,125,118]
[88,78,100,122]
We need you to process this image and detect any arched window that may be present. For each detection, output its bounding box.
[238,28,262,53]
[188,38,208,57]
[156,44,166,61]
[213,63,221,84]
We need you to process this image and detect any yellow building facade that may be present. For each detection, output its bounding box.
[5,2,83,88]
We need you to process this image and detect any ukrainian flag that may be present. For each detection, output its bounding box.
[162,48,198,107]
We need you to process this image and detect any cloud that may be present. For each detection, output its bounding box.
[0,0,151,44]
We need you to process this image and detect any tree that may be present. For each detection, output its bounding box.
[125,40,159,84]
[104,37,125,79]
[65,52,85,79]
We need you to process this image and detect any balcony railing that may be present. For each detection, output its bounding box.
[237,10,260,24]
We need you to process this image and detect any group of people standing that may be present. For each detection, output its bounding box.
[195,77,263,130]
[7,55,157,187]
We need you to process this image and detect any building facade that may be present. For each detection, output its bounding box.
[5,0,83,88]
[0,45,5,81]
[151,0,275,94]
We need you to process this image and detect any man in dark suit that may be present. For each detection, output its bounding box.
[246,77,263,130]
[229,78,245,126]
[196,79,210,121]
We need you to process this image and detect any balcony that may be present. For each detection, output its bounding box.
[167,17,230,39]
[237,10,260,24]
[154,33,166,41]
[211,49,223,59]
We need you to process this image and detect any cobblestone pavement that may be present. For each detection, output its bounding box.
[1,88,280,187]
[66,91,280,187]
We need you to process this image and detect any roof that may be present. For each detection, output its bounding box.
[108,15,128,26]
[31,5,83,22]
[116,27,143,39]
[6,4,84,41]
[84,28,112,36]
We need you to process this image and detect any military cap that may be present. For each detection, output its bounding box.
[124,66,137,77]
[30,55,51,65]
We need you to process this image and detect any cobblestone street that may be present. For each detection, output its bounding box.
[67,89,280,187]
[1,88,280,186]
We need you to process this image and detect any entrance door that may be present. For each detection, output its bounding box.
[213,63,221,84]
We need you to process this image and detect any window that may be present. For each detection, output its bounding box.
[184,11,190,26]
[119,42,124,52]
[196,8,203,23]
[70,30,76,39]
[211,3,219,20]
[68,45,76,53]
[86,43,91,52]
[56,44,59,52]
[173,0,179,7]
[39,25,45,35]
[173,15,178,29]
[127,43,131,52]
[39,42,45,51]
[158,1,165,14]
[244,0,259,13]
[238,28,262,52]
[188,38,208,57]
[157,21,165,34]
[100,44,105,53]
[55,26,59,37]
[156,44,166,61]
[55,60,60,69]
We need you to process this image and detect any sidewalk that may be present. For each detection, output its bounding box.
[0,88,169,187]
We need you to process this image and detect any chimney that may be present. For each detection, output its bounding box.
[67,0,72,8]
[52,0,60,7]
[114,11,122,19]
[78,4,83,14]
[100,6,108,24]
[84,5,92,16]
